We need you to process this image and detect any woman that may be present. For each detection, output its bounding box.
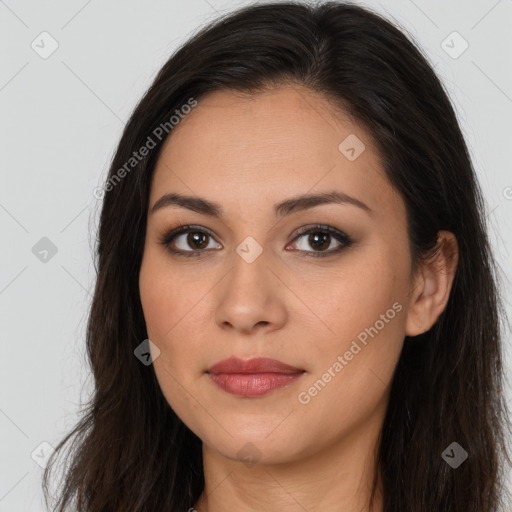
[43,2,512,511]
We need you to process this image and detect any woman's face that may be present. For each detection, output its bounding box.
[139,84,419,465]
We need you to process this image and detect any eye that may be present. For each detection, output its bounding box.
[159,225,221,257]
[288,224,353,258]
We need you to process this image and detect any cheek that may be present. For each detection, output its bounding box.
[138,248,213,378]
[294,250,407,410]
[297,247,406,344]
[139,251,210,429]
[139,249,201,340]
[139,258,172,341]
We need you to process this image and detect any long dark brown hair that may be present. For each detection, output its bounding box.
[42,2,512,510]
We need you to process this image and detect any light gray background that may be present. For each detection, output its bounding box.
[1,0,511,510]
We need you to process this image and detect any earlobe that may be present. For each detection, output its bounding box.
[405,231,459,337]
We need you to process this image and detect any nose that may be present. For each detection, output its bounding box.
[214,250,287,336]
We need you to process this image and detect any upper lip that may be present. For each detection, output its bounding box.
[206,356,304,375]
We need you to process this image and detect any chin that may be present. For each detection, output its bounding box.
[200,427,308,466]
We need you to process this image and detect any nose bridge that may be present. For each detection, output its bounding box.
[228,236,272,301]
[214,237,286,333]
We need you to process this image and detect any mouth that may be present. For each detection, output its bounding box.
[206,356,305,397]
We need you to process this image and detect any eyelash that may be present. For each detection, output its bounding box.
[158,223,353,259]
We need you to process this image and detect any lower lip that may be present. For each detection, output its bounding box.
[207,372,304,397]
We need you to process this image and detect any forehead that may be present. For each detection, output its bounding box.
[150,85,403,221]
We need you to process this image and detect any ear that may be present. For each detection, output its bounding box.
[405,230,459,337]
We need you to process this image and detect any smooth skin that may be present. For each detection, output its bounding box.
[138,84,459,512]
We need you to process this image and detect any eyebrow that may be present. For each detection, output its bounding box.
[150,190,374,218]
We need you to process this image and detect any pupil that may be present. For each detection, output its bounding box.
[309,233,329,251]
